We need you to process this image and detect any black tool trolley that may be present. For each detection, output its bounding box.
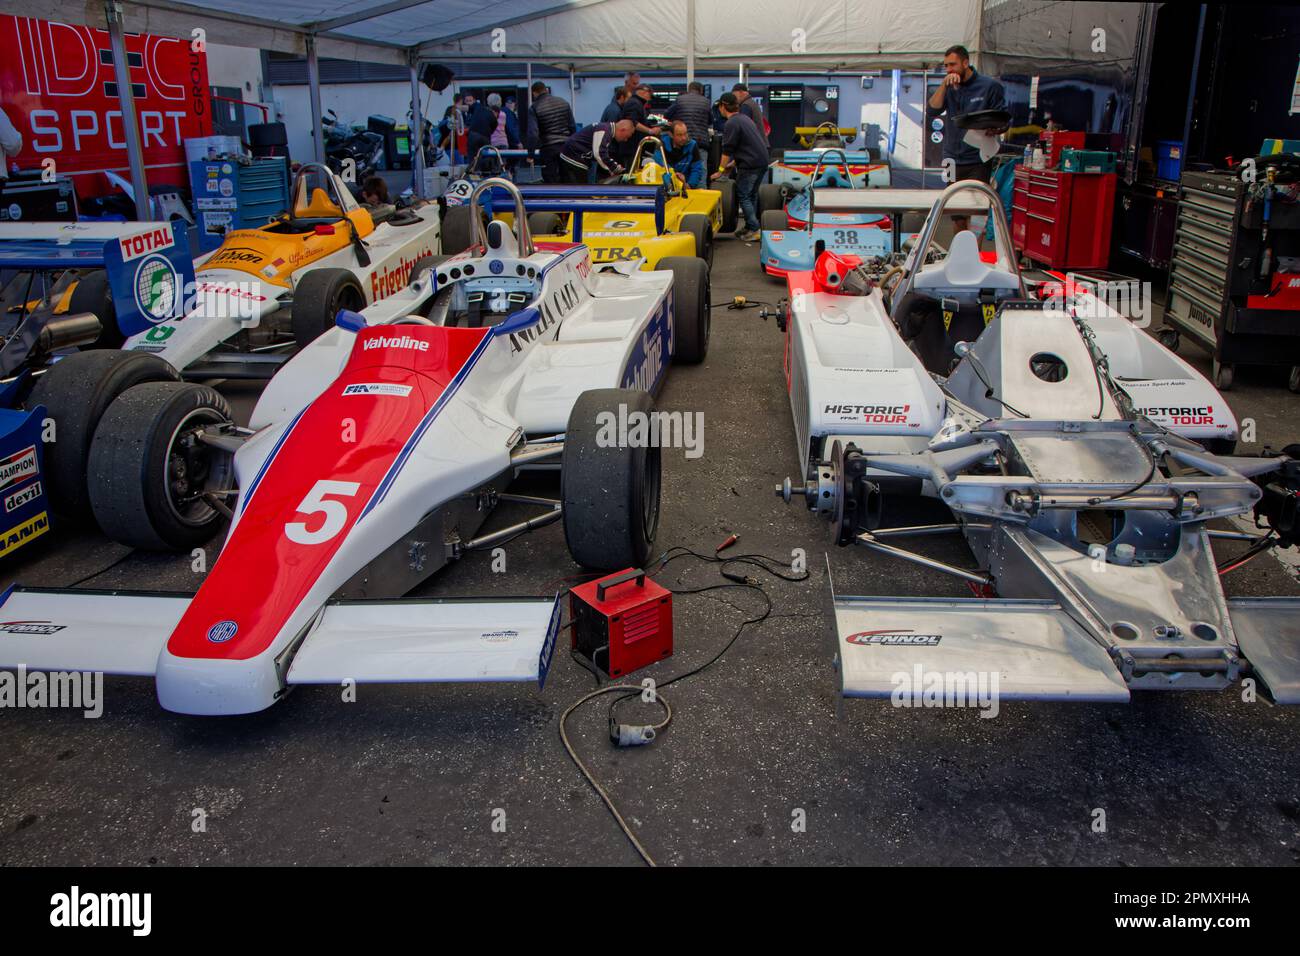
[1161,162,1300,391]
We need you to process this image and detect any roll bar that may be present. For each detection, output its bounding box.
[888,179,1026,304]
[809,148,857,191]
[468,177,534,256]
[630,135,670,175]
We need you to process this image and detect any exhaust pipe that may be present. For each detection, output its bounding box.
[36,312,102,353]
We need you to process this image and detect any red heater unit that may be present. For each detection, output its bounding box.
[569,568,673,678]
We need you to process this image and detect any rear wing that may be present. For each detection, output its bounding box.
[781,150,878,165]
[476,184,667,241]
[808,187,991,216]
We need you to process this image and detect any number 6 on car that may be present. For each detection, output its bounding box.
[286,480,360,545]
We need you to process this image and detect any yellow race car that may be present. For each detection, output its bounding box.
[444,137,736,270]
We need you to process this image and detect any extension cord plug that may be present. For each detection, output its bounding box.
[610,722,657,747]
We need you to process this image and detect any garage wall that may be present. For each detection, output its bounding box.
[269,70,939,173]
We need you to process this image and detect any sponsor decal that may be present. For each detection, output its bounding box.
[342,383,413,397]
[196,280,267,302]
[0,619,65,635]
[370,248,434,300]
[119,225,176,262]
[362,334,430,352]
[620,295,672,392]
[592,246,644,261]
[847,629,942,646]
[480,629,519,644]
[0,446,38,491]
[0,511,49,555]
[5,481,42,513]
[824,403,911,424]
[133,254,180,323]
[208,246,262,265]
[206,620,238,644]
[1138,404,1215,426]
[770,231,784,241]
[145,325,175,342]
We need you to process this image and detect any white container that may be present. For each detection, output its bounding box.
[184,136,244,163]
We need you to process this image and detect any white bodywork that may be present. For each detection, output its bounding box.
[1,221,682,715]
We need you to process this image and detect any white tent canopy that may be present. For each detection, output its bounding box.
[6,0,984,71]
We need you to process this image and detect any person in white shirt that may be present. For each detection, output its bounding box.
[0,106,22,180]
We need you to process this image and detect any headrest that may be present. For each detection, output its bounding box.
[486,219,518,255]
[913,229,1021,290]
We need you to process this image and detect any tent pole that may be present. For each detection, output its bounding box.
[409,51,426,199]
[686,0,696,83]
[307,34,325,164]
[526,63,534,151]
[104,0,151,221]
[569,67,577,113]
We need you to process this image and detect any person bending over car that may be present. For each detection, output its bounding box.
[560,119,634,184]
[662,121,705,188]
[711,92,768,240]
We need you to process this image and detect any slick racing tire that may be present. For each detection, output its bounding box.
[67,269,123,349]
[680,213,714,269]
[660,256,709,365]
[88,382,235,551]
[26,350,180,527]
[758,183,787,218]
[441,204,481,255]
[715,178,739,234]
[291,268,366,349]
[527,211,562,237]
[761,209,789,232]
[562,388,661,571]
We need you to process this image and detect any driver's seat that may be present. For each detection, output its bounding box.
[894,230,1021,375]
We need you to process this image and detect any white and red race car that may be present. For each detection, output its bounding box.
[0,179,710,715]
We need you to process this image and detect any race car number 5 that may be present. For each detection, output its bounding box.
[286,480,361,545]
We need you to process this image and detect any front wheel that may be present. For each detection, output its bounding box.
[660,256,709,364]
[758,183,787,218]
[291,268,365,348]
[88,383,236,550]
[562,388,661,571]
[679,213,713,269]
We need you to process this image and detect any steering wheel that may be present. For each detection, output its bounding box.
[393,316,436,326]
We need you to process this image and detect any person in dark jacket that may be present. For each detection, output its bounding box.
[528,81,577,183]
[732,84,769,150]
[661,121,704,188]
[465,94,499,160]
[601,88,629,124]
[560,119,633,184]
[711,92,768,238]
[665,82,711,151]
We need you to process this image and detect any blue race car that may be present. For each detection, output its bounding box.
[0,221,195,557]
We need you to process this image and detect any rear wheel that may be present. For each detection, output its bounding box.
[441,204,480,255]
[761,209,789,232]
[758,183,787,218]
[26,350,179,526]
[680,213,713,269]
[660,256,709,364]
[562,388,661,570]
[88,382,235,550]
[527,211,562,237]
[291,268,365,348]
[715,178,738,234]
[67,270,122,349]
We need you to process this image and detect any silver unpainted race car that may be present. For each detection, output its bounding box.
[0,179,710,715]
[773,181,1300,705]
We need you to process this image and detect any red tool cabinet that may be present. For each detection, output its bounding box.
[1012,168,1117,269]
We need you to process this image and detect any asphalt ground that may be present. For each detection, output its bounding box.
[1,234,1298,867]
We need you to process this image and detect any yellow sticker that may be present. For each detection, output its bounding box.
[0,511,50,555]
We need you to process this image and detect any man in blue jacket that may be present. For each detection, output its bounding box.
[661,121,704,188]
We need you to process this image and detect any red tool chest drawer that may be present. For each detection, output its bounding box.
[1012,167,1116,269]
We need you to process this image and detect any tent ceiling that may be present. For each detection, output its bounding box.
[1,0,984,71]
